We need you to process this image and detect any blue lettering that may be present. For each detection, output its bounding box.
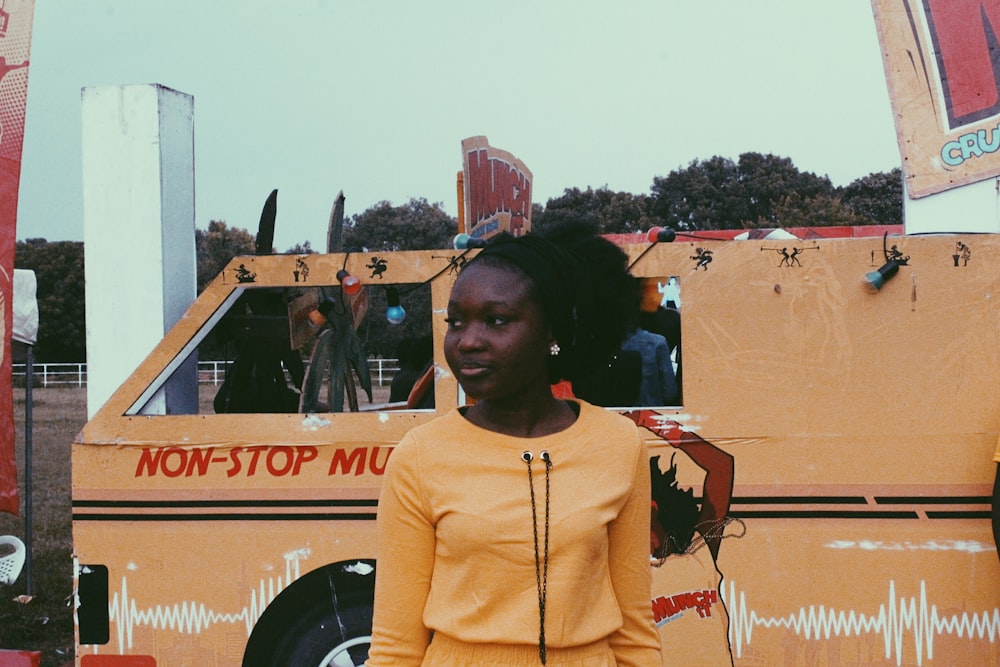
[940,123,1000,166]
[979,127,1000,153]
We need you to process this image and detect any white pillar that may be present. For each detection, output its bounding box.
[81,84,197,418]
[904,177,1000,234]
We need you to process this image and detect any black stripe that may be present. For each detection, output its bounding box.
[73,512,377,522]
[76,497,985,510]
[734,496,867,505]
[735,496,990,507]
[72,498,988,522]
[925,511,991,519]
[732,510,919,519]
[73,499,377,509]
[875,496,990,505]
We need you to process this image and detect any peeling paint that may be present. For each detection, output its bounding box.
[825,540,995,553]
[343,561,374,576]
[301,414,331,429]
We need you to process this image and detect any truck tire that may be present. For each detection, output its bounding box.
[242,559,375,667]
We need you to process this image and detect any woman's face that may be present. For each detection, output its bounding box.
[444,261,553,402]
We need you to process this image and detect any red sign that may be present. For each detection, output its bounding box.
[461,135,532,240]
[0,0,35,516]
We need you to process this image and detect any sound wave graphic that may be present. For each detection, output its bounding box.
[109,549,307,652]
[104,565,999,664]
[726,579,1000,666]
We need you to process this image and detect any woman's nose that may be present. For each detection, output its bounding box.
[455,324,485,351]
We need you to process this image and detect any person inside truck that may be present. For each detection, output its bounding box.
[639,305,681,404]
[367,222,662,666]
[621,326,677,407]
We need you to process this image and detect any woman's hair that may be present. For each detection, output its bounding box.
[650,454,700,556]
[467,221,639,384]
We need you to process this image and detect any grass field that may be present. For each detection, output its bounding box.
[0,379,396,666]
[1,386,82,667]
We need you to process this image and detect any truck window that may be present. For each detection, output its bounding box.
[126,280,435,416]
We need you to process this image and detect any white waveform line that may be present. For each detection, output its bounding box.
[109,550,307,653]
[726,579,1000,667]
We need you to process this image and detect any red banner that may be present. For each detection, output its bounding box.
[0,0,35,516]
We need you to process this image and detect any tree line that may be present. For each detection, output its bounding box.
[15,152,902,362]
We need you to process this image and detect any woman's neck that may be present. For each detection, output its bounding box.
[464,392,578,438]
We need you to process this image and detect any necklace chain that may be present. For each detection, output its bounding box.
[523,450,552,665]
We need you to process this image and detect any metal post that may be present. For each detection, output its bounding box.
[23,345,34,595]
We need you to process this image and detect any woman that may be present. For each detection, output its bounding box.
[367,226,662,666]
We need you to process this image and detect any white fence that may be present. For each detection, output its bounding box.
[12,359,402,388]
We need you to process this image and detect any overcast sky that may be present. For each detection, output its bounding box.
[15,0,902,251]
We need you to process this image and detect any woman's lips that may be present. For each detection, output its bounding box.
[457,363,490,379]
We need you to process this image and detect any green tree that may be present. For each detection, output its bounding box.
[770,193,873,228]
[534,187,656,234]
[285,240,315,255]
[735,152,832,225]
[14,239,86,362]
[342,198,457,252]
[838,168,903,226]
[648,155,743,231]
[649,152,834,230]
[195,220,255,293]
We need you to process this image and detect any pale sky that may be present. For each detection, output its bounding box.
[15,0,902,251]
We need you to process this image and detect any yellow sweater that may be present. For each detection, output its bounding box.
[367,401,662,666]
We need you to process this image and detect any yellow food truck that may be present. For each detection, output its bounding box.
[71,231,1000,666]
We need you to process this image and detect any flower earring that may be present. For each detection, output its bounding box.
[549,342,561,356]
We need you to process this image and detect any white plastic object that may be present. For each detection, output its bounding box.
[0,535,26,585]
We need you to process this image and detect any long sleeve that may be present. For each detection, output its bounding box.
[607,431,663,666]
[367,407,663,665]
[366,435,434,666]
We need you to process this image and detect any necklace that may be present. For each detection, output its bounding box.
[522,449,552,665]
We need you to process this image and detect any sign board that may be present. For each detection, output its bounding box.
[872,0,1000,198]
[461,135,532,240]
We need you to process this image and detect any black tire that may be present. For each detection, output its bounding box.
[243,559,376,667]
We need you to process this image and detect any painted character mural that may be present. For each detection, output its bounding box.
[627,410,743,666]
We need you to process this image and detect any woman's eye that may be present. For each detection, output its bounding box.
[444,317,463,329]
[489,316,507,326]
